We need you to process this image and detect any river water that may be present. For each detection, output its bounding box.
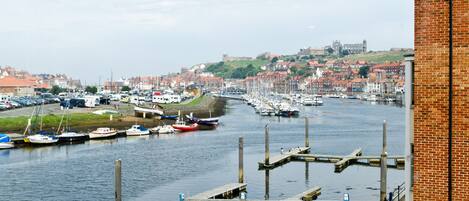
[0,99,404,201]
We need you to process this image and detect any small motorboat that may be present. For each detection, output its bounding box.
[0,134,14,149]
[57,132,89,143]
[302,98,314,106]
[151,125,176,134]
[172,120,198,132]
[126,125,150,136]
[185,113,219,126]
[26,132,59,145]
[89,128,118,139]
[159,115,178,120]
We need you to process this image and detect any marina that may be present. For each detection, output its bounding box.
[0,99,405,200]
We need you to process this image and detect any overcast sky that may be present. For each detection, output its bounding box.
[0,0,413,84]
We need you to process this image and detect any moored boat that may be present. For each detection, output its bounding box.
[0,134,14,149]
[150,125,176,134]
[89,128,117,139]
[26,133,59,145]
[172,120,198,132]
[57,132,88,143]
[126,125,150,136]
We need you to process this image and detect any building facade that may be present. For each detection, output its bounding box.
[408,1,469,201]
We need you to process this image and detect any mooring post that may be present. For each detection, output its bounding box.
[264,125,270,166]
[239,137,244,183]
[115,159,122,201]
[264,169,270,199]
[380,120,388,201]
[305,117,309,148]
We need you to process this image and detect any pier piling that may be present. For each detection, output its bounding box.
[380,120,388,201]
[264,125,270,166]
[238,137,244,184]
[115,159,122,201]
[305,117,309,148]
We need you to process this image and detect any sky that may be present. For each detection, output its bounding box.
[0,0,414,84]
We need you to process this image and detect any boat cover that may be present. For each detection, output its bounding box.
[0,134,11,143]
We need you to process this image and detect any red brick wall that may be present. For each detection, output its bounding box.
[414,0,468,200]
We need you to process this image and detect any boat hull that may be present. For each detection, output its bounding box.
[58,133,89,143]
[172,124,198,132]
[126,130,150,136]
[89,132,117,139]
[0,142,14,149]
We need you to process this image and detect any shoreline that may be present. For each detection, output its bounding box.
[0,96,226,133]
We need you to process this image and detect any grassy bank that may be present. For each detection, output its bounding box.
[0,113,114,133]
[162,95,226,117]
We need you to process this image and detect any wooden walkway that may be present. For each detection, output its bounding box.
[188,186,321,201]
[6,133,25,143]
[292,148,405,172]
[288,186,321,201]
[258,147,310,169]
[187,183,247,200]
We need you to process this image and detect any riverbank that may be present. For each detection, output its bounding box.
[0,95,226,133]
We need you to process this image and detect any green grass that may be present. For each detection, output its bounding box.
[343,51,408,63]
[162,95,206,108]
[223,59,269,69]
[0,113,112,132]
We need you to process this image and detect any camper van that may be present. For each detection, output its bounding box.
[84,96,100,108]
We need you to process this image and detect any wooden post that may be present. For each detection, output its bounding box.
[264,169,270,199]
[264,125,270,166]
[380,120,388,201]
[143,112,146,119]
[305,117,309,148]
[239,137,244,183]
[115,159,122,201]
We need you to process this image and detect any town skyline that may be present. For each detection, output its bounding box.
[0,0,413,83]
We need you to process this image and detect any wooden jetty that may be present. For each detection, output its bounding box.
[187,186,321,201]
[187,183,247,200]
[258,147,310,169]
[288,186,321,201]
[6,133,25,144]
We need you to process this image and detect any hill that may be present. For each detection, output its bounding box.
[343,51,410,63]
[204,59,269,79]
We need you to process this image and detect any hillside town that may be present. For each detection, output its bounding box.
[0,40,412,105]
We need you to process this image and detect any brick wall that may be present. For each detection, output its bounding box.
[414,0,468,200]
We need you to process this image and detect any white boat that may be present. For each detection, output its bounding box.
[312,96,324,106]
[126,125,150,136]
[151,125,176,134]
[302,98,314,106]
[89,128,117,139]
[368,95,378,102]
[0,134,14,149]
[26,134,59,144]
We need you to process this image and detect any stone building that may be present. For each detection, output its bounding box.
[406,1,469,201]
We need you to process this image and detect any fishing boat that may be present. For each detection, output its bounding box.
[0,134,14,149]
[89,128,118,139]
[172,120,198,132]
[126,125,150,136]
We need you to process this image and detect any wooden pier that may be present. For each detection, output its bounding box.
[187,183,247,200]
[258,147,310,169]
[288,186,321,201]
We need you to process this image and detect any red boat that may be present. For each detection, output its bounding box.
[172,121,199,132]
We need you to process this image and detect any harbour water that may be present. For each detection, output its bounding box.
[0,99,404,201]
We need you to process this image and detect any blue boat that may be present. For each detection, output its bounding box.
[0,134,14,149]
[160,115,178,120]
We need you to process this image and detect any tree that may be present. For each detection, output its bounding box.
[50,85,64,95]
[85,86,98,94]
[271,57,279,63]
[326,47,334,55]
[121,86,131,92]
[359,66,370,78]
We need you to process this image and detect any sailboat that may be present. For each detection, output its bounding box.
[24,103,59,145]
[0,134,14,149]
[57,108,89,143]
